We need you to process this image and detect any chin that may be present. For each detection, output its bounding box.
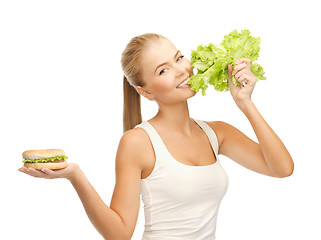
[187,88,197,99]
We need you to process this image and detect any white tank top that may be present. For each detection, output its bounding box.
[135,119,229,240]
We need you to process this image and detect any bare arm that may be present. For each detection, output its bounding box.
[209,59,294,178]
[241,101,293,177]
[210,107,293,178]
[68,165,129,239]
[18,129,144,239]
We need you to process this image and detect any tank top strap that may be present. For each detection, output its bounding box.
[134,121,167,157]
[135,119,219,157]
[193,119,219,156]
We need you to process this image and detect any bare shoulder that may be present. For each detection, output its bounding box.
[117,127,153,170]
[120,127,150,148]
[204,120,235,149]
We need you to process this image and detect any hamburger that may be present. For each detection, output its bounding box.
[22,149,68,170]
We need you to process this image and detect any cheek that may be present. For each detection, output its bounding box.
[152,83,174,97]
[152,76,175,93]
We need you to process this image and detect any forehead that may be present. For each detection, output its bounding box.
[141,39,178,72]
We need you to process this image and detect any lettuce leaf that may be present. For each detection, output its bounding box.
[188,29,266,95]
[22,155,68,163]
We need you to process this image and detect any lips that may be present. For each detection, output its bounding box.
[176,77,190,88]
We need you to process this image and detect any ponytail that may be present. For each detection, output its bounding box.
[123,76,142,133]
[121,33,166,133]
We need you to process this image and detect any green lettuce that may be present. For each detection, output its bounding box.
[22,155,68,163]
[188,29,266,95]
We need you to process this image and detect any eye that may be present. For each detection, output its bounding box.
[177,55,184,61]
[159,68,168,75]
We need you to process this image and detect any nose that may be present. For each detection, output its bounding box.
[174,61,191,78]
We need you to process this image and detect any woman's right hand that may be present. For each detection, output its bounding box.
[18,163,79,181]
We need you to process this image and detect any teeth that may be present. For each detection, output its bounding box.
[177,79,189,88]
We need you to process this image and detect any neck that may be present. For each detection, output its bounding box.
[152,101,194,135]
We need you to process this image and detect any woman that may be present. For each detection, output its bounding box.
[18,33,294,240]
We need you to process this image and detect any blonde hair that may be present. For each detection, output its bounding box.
[121,33,166,133]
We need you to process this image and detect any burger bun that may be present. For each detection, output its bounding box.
[24,161,68,170]
[22,149,65,160]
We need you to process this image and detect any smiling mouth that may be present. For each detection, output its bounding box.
[176,78,190,88]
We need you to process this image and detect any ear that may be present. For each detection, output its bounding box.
[136,86,155,100]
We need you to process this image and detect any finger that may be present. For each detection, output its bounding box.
[236,58,250,65]
[41,168,58,178]
[235,68,247,80]
[21,167,47,178]
[228,65,237,90]
[236,58,245,65]
[18,167,29,174]
[235,58,251,71]
[238,73,247,81]
[228,64,233,80]
[238,74,248,86]
[232,63,247,75]
[18,166,28,172]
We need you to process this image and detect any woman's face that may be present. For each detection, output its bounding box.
[138,38,196,105]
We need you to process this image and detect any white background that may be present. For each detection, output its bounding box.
[1,0,320,239]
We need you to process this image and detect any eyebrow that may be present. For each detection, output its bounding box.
[154,50,181,74]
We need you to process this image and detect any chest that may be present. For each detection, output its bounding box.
[163,132,217,166]
[141,128,217,179]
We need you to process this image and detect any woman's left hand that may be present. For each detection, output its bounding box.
[228,58,256,109]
